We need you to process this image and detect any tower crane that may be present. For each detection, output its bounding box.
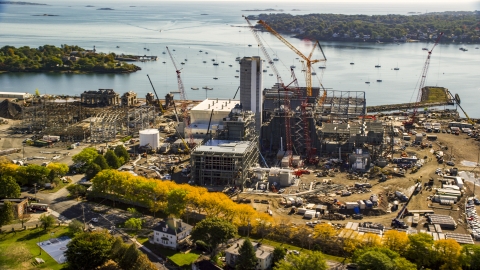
[257,20,327,97]
[404,32,443,127]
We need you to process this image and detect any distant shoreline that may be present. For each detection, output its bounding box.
[0,1,47,5]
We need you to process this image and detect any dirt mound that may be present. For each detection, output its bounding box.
[0,99,23,119]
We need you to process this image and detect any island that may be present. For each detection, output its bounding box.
[0,1,47,5]
[97,8,114,10]
[85,5,94,7]
[32,14,59,16]
[0,45,141,74]
[242,8,284,12]
[250,11,480,44]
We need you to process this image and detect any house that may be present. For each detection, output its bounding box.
[151,218,192,250]
[192,256,222,270]
[0,198,29,219]
[225,239,274,270]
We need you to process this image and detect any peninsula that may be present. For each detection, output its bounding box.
[251,11,480,44]
[0,1,47,5]
[0,45,141,74]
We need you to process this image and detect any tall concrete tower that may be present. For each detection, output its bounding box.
[239,56,263,134]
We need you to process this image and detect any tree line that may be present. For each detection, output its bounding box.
[252,11,480,43]
[0,44,141,73]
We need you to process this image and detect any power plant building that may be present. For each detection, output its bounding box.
[190,139,259,188]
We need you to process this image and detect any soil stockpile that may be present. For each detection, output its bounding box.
[0,99,23,119]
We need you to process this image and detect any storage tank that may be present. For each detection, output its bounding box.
[139,129,160,149]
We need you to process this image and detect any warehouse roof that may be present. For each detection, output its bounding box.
[191,98,239,113]
[194,140,253,154]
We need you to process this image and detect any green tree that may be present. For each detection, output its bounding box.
[127,207,142,218]
[72,147,99,165]
[67,184,87,200]
[114,145,130,165]
[124,218,142,231]
[393,257,417,270]
[405,232,434,268]
[93,155,109,170]
[191,217,237,256]
[462,244,480,270]
[274,251,328,270]
[39,213,55,230]
[166,188,189,217]
[110,237,128,262]
[85,163,102,180]
[104,150,121,169]
[0,200,14,226]
[65,231,114,270]
[273,246,287,267]
[69,219,84,234]
[356,251,394,270]
[235,238,257,270]
[118,244,140,270]
[16,164,50,185]
[0,176,20,199]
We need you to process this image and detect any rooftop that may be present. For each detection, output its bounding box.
[225,239,274,260]
[191,98,240,113]
[194,140,253,154]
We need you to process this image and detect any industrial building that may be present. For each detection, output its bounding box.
[121,91,137,106]
[240,56,263,133]
[80,89,120,106]
[190,139,259,188]
[0,91,33,100]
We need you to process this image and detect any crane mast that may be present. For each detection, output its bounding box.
[257,20,326,97]
[166,46,187,101]
[406,32,443,126]
[146,74,165,113]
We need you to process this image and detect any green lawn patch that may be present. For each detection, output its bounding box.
[422,86,448,103]
[0,226,72,269]
[168,252,200,267]
[41,182,70,194]
[249,237,348,264]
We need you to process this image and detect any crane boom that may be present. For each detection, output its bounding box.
[244,16,283,86]
[257,20,326,96]
[146,74,165,113]
[166,46,187,100]
[407,32,443,126]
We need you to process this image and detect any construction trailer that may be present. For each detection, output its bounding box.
[190,138,259,188]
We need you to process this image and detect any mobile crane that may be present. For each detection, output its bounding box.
[146,74,165,114]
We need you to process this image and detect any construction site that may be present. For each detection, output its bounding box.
[1,20,480,245]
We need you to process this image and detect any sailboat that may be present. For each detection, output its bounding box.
[394,63,399,70]
[375,58,381,68]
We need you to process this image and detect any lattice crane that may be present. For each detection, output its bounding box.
[404,32,443,127]
[166,46,187,101]
[257,20,327,97]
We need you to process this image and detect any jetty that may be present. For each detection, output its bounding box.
[367,101,453,113]
[115,55,157,62]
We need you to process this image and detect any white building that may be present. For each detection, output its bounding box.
[240,56,263,133]
[0,91,33,100]
[187,98,240,138]
[225,239,274,270]
[152,218,192,250]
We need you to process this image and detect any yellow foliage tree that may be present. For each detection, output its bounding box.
[433,239,462,270]
[361,233,382,248]
[382,230,409,254]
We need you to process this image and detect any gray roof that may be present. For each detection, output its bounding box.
[194,140,253,154]
[152,218,192,236]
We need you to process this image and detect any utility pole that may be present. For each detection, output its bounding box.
[82,204,86,230]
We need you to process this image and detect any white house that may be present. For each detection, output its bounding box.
[152,218,192,250]
[225,239,274,270]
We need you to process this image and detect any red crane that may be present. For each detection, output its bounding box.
[166,46,186,101]
[404,32,443,127]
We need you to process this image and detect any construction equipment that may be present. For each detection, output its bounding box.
[403,33,443,127]
[166,46,187,101]
[146,74,165,113]
[448,91,475,125]
[257,19,327,97]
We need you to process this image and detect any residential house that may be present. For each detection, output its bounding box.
[225,239,274,270]
[152,218,192,250]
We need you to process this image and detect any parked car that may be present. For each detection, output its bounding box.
[446,161,455,166]
[474,198,480,205]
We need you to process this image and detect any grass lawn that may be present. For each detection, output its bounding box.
[41,182,70,194]
[250,237,348,263]
[168,252,200,267]
[0,226,72,269]
[143,241,200,268]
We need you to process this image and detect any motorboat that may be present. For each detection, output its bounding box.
[377,79,382,82]
[236,70,239,72]
[263,70,267,72]
[312,72,316,75]
[350,62,354,65]
[229,64,232,67]
[248,44,252,47]
[213,63,219,66]
[203,61,206,63]
[375,65,381,68]
[365,81,370,84]
[422,48,428,50]
[394,67,400,70]
[116,46,120,48]
[191,87,199,90]
[236,57,241,61]
[290,65,296,68]
[213,77,218,80]
[235,75,239,78]
[181,62,185,65]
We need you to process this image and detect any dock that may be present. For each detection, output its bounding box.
[115,55,157,62]
[367,101,453,113]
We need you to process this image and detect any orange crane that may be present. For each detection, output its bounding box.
[257,20,327,97]
[404,32,443,127]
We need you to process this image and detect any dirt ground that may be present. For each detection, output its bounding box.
[238,126,480,235]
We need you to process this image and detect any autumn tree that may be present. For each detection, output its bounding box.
[274,251,328,270]
[433,239,462,270]
[166,188,189,217]
[313,223,337,252]
[46,162,69,177]
[235,238,257,270]
[72,147,99,165]
[16,164,50,185]
[0,176,20,199]
[382,230,409,255]
[65,231,115,270]
[104,150,121,169]
[191,217,237,256]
